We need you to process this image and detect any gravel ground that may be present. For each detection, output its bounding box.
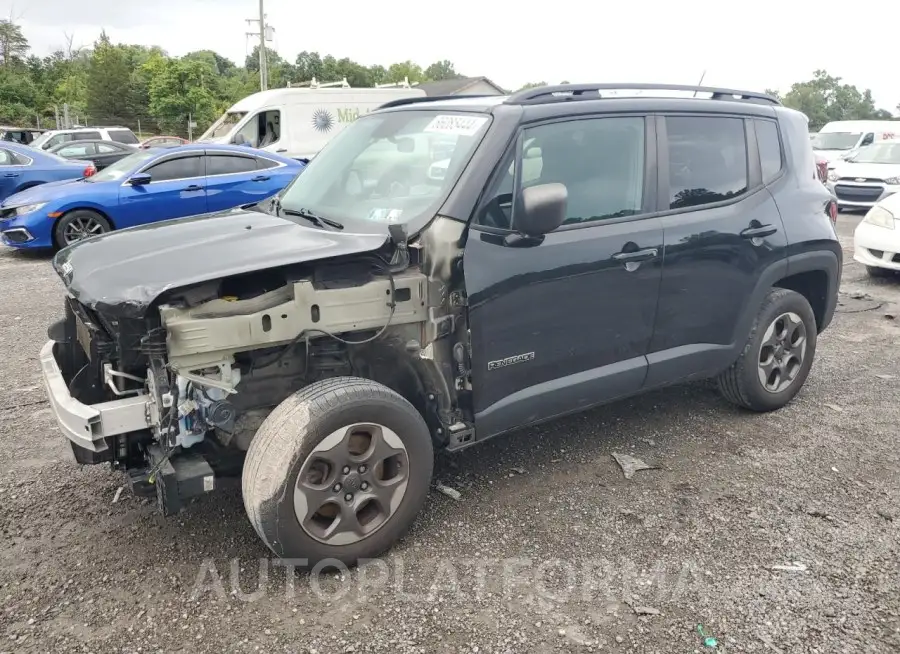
[1,213,898,654]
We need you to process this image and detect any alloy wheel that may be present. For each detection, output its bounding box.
[757,311,807,393]
[293,423,410,546]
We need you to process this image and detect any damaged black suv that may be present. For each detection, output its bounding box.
[41,84,841,567]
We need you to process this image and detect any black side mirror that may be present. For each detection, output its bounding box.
[128,173,151,186]
[515,183,567,237]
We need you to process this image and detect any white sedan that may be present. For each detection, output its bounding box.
[854,192,900,277]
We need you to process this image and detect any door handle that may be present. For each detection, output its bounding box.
[740,224,777,239]
[3,172,18,178]
[275,148,287,153]
[612,248,658,263]
[251,175,270,182]
[183,184,203,192]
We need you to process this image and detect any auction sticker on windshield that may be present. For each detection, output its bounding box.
[424,115,489,136]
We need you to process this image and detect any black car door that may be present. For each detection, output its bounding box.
[644,114,788,387]
[463,114,664,439]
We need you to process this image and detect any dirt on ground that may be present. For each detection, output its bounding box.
[0,213,898,653]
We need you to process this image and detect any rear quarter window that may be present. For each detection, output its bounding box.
[755,120,784,183]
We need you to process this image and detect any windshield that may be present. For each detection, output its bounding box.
[278,110,491,227]
[849,142,900,164]
[811,132,861,151]
[85,150,156,182]
[199,111,248,141]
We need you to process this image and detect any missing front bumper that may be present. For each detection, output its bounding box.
[39,340,152,456]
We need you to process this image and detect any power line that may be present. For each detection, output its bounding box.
[245,0,274,91]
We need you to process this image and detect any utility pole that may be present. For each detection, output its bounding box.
[246,1,274,92]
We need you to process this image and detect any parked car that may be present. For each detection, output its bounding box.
[0,144,305,249]
[139,136,188,149]
[0,126,45,145]
[826,141,900,211]
[39,84,840,568]
[30,126,140,151]
[49,139,137,170]
[811,120,899,167]
[853,193,900,277]
[0,140,92,206]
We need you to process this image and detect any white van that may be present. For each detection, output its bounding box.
[197,85,426,160]
[811,120,900,166]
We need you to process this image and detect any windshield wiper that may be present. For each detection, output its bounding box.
[277,203,344,230]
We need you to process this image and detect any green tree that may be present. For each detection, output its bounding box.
[781,70,894,131]
[294,50,324,82]
[0,19,29,68]
[145,55,220,134]
[424,60,460,81]
[516,81,547,91]
[386,60,424,84]
[86,32,134,126]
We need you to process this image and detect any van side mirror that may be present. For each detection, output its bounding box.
[128,173,151,186]
[515,183,567,237]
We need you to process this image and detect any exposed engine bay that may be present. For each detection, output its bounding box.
[54,217,474,513]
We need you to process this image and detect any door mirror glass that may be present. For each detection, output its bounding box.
[128,173,151,186]
[516,183,567,236]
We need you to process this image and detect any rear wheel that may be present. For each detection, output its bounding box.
[53,209,111,249]
[717,288,817,412]
[242,377,434,568]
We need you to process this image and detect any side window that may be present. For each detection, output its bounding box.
[96,143,119,154]
[755,119,783,184]
[206,155,257,175]
[58,143,96,157]
[236,110,281,148]
[144,156,202,182]
[0,149,15,165]
[258,110,281,147]
[666,116,748,210]
[256,157,280,170]
[520,116,645,226]
[47,134,71,149]
[74,131,101,141]
[860,132,874,147]
[108,129,139,144]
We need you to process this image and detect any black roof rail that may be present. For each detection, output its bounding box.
[377,94,498,110]
[505,83,780,106]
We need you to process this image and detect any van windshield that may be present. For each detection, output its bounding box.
[278,110,491,227]
[200,111,248,140]
[811,132,861,151]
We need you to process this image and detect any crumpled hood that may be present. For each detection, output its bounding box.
[53,208,389,318]
[2,178,85,207]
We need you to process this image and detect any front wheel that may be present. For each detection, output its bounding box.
[53,209,111,249]
[717,288,817,412]
[242,377,434,568]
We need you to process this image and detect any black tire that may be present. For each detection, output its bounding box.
[866,265,893,278]
[717,288,817,412]
[242,377,434,568]
[53,209,111,249]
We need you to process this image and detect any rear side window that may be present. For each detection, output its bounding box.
[108,129,139,145]
[755,120,783,184]
[256,157,280,170]
[74,131,102,141]
[666,116,748,209]
[206,155,257,175]
[58,143,96,157]
[96,143,120,154]
[144,156,202,182]
[0,149,16,165]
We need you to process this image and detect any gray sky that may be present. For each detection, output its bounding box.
[6,0,900,113]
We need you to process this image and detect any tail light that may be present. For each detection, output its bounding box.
[816,160,828,184]
[827,199,838,225]
[83,164,96,178]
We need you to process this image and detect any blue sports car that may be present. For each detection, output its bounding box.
[0,140,91,203]
[0,144,305,249]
